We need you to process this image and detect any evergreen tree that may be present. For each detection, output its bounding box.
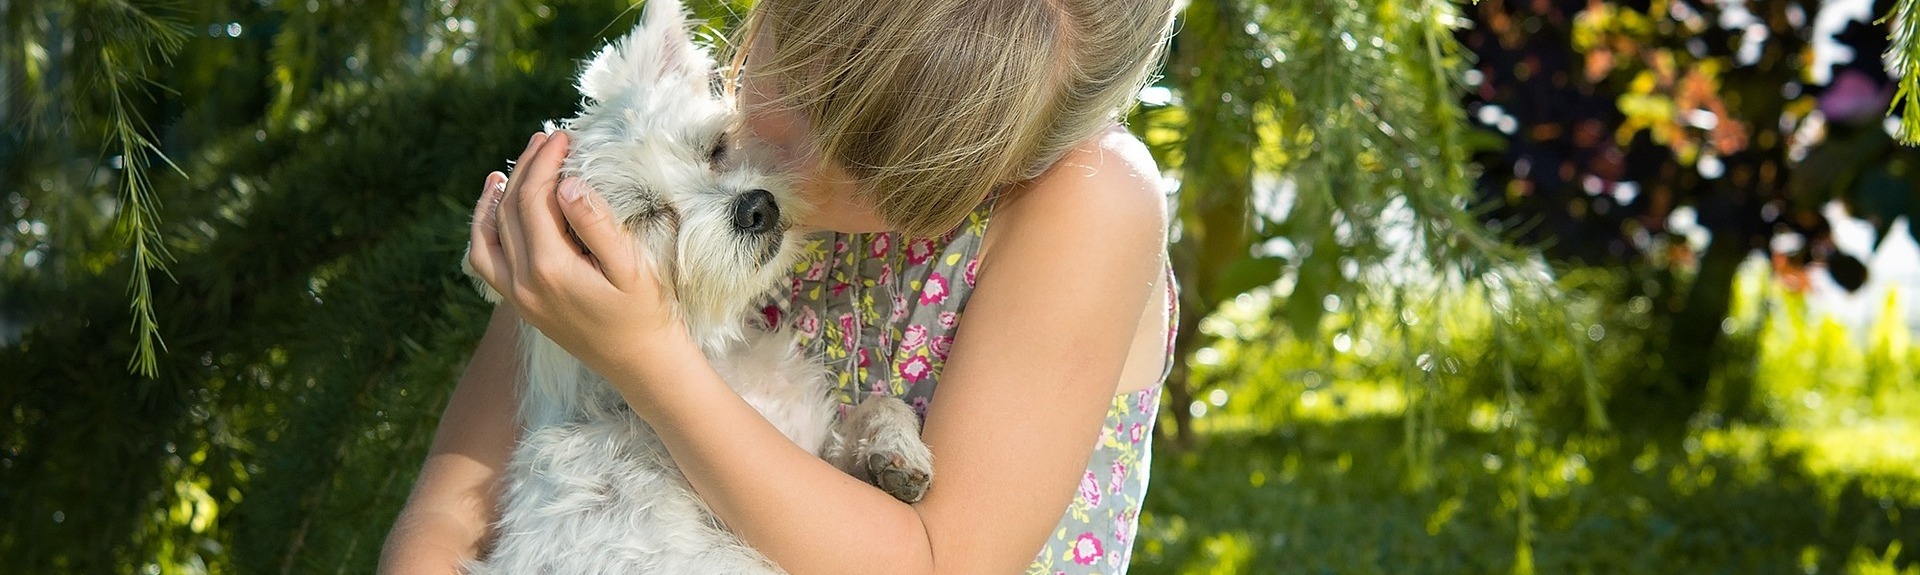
[27,0,1915,571]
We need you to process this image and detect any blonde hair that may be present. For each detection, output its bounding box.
[730,0,1177,236]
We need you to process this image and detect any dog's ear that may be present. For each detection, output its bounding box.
[579,0,710,104]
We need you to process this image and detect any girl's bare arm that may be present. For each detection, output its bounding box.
[378,305,521,575]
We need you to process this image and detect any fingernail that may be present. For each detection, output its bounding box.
[559,178,585,202]
[528,133,542,147]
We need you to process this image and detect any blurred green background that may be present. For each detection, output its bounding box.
[2,0,1917,573]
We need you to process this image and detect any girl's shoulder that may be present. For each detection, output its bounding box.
[983,126,1167,259]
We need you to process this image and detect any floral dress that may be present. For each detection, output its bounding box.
[754,198,1177,574]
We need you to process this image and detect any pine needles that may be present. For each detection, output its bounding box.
[99,10,191,378]
[15,0,193,376]
[1883,0,1920,145]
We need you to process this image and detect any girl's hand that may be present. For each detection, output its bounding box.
[467,131,695,383]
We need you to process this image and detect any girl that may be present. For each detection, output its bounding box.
[381,1,1179,573]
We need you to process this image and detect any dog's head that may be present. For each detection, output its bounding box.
[559,0,807,347]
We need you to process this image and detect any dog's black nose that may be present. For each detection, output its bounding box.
[731,189,780,234]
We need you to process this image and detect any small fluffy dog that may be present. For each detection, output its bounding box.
[463,2,933,572]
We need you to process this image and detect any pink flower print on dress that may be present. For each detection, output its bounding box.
[964,257,979,287]
[890,294,908,322]
[920,273,950,306]
[1129,422,1146,443]
[796,306,820,339]
[900,324,929,354]
[1070,533,1103,566]
[911,396,929,417]
[879,263,894,285]
[937,310,959,329]
[905,238,936,265]
[803,257,827,281]
[930,336,953,360]
[1109,461,1127,495]
[869,232,892,258]
[834,239,849,255]
[838,313,857,351]
[1078,471,1102,508]
[898,355,933,383]
[856,348,871,368]
[1113,509,1136,546]
[1137,390,1157,414]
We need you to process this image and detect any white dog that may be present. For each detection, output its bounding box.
[463,2,933,572]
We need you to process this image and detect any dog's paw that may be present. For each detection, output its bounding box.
[460,244,503,303]
[831,396,935,502]
[867,450,932,503]
[857,398,934,503]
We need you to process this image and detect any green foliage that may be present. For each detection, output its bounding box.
[2,0,195,376]
[1138,268,1920,574]
[6,0,1912,574]
[1886,0,1920,146]
[1138,0,1600,458]
[0,1,748,572]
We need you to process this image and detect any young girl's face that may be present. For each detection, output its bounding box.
[738,41,889,234]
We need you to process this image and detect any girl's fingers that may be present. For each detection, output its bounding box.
[496,132,549,276]
[468,171,512,290]
[510,131,547,179]
[513,132,580,270]
[556,177,642,290]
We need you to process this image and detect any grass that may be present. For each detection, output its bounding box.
[1134,265,1920,574]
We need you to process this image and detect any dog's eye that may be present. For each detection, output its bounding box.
[707,134,728,166]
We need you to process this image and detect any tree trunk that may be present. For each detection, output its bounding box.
[1157,0,1259,452]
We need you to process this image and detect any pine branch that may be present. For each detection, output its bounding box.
[1884,0,1920,144]
[86,0,190,376]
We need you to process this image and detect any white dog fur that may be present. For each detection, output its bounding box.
[462,2,934,572]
